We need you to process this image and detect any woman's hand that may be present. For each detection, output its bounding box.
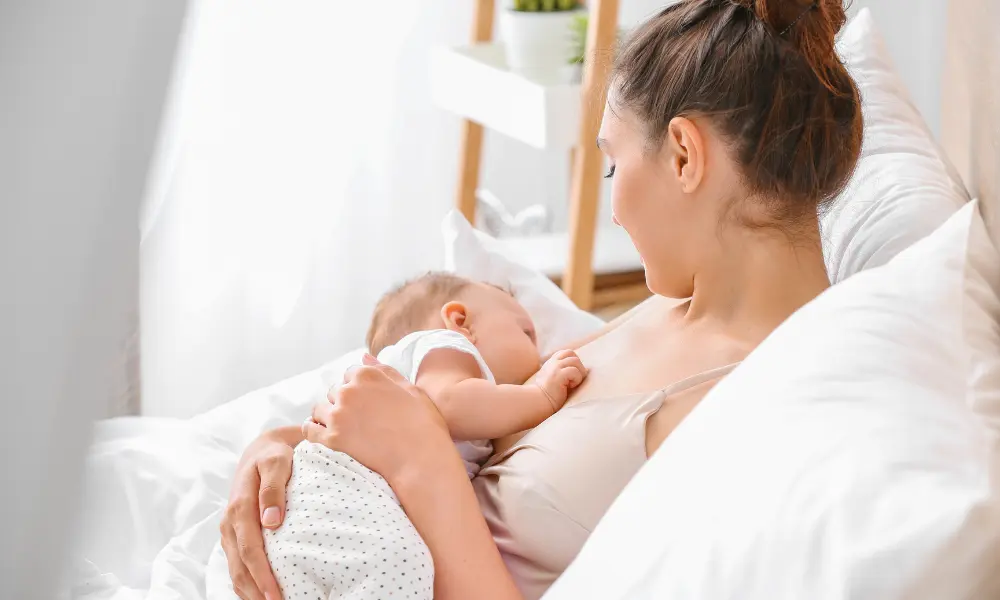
[307,355,523,600]
[304,354,457,489]
[220,428,299,600]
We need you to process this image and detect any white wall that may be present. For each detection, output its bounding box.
[482,0,947,224]
[850,0,946,137]
[0,0,186,595]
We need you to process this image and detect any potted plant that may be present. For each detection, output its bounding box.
[567,13,625,83]
[501,0,587,83]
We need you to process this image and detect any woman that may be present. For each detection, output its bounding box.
[221,0,862,598]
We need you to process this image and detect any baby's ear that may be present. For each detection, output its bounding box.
[440,301,471,337]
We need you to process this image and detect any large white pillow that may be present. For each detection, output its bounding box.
[545,200,1000,600]
[821,9,968,282]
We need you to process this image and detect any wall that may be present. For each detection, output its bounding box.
[0,0,187,595]
[482,0,948,224]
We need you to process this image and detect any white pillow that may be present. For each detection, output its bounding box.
[442,210,604,357]
[545,200,1000,600]
[821,9,968,282]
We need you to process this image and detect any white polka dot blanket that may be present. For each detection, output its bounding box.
[263,442,434,600]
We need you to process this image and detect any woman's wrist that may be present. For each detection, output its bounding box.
[388,437,466,500]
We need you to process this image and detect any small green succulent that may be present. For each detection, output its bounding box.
[568,14,625,65]
[512,0,581,11]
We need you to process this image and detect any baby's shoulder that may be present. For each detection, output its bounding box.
[377,329,484,382]
[381,329,471,357]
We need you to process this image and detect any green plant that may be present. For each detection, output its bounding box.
[568,14,625,65]
[569,13,588,64]
[512,0,580,11]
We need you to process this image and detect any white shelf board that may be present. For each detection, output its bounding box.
[494,226,641,278]
[430,43,581,151]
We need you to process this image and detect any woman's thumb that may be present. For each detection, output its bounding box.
[361,353,379,366]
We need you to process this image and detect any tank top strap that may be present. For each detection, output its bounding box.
[659,362,741,398]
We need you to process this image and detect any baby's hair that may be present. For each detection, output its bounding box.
[366,272,474,357]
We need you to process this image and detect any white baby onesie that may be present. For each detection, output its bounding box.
[263,330,494,600]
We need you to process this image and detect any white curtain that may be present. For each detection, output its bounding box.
[140,1,474,417]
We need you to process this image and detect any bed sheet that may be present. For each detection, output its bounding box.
[69,349,365,600]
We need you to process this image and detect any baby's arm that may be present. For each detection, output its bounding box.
[416,349,586,441]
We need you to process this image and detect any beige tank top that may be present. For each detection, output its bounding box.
[472,362,741,600]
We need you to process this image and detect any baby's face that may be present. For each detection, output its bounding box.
[459,283,541,385]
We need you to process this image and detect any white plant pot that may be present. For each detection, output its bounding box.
[500,8,586,84]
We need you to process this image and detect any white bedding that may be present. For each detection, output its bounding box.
[71,350,364,600]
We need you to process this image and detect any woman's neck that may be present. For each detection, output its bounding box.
[682,221,830,347]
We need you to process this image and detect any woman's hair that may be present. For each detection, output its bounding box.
[612,0,862,223]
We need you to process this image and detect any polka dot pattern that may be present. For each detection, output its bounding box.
[264,442,434,599]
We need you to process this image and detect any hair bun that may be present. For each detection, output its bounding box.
[745,0,848,92]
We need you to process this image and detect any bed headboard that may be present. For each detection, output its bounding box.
[941,0,1000,246]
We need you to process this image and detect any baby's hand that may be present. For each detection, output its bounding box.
[534,349,588,412]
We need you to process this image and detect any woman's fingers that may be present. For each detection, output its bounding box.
[311,400,334,427]
[221,522,264,600]
[303,419,334,447]
[257,455,290,529]
[343,362,410,387]
[233,518,283,600]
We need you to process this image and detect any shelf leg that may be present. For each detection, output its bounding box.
[563,0,619,310]
[455,0,495,224]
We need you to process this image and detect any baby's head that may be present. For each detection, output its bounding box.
[367,272,540,384]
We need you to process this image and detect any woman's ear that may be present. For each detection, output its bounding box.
[440,301,473,341]
[665,116,705,194]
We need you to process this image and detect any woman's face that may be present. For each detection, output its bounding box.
[598,100,722,299]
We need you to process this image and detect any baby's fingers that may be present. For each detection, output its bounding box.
[558,355,587,378]
[559,365,586,389]
[551,349,579,361]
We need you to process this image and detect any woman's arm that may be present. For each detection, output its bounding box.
[394,440,522,600]
[305,357,523,600]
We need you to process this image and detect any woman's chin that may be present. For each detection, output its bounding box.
[643,268,689,300]
[642,266,659,296]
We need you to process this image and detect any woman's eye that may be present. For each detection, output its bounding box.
[604,164,616,179]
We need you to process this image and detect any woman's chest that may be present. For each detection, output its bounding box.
[475,393,659,585]
[566,314,723,406]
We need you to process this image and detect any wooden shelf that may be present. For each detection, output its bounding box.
[430,43,582,150]
[444,0,622,310]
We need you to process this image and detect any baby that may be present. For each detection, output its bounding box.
[263,272,587,600]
